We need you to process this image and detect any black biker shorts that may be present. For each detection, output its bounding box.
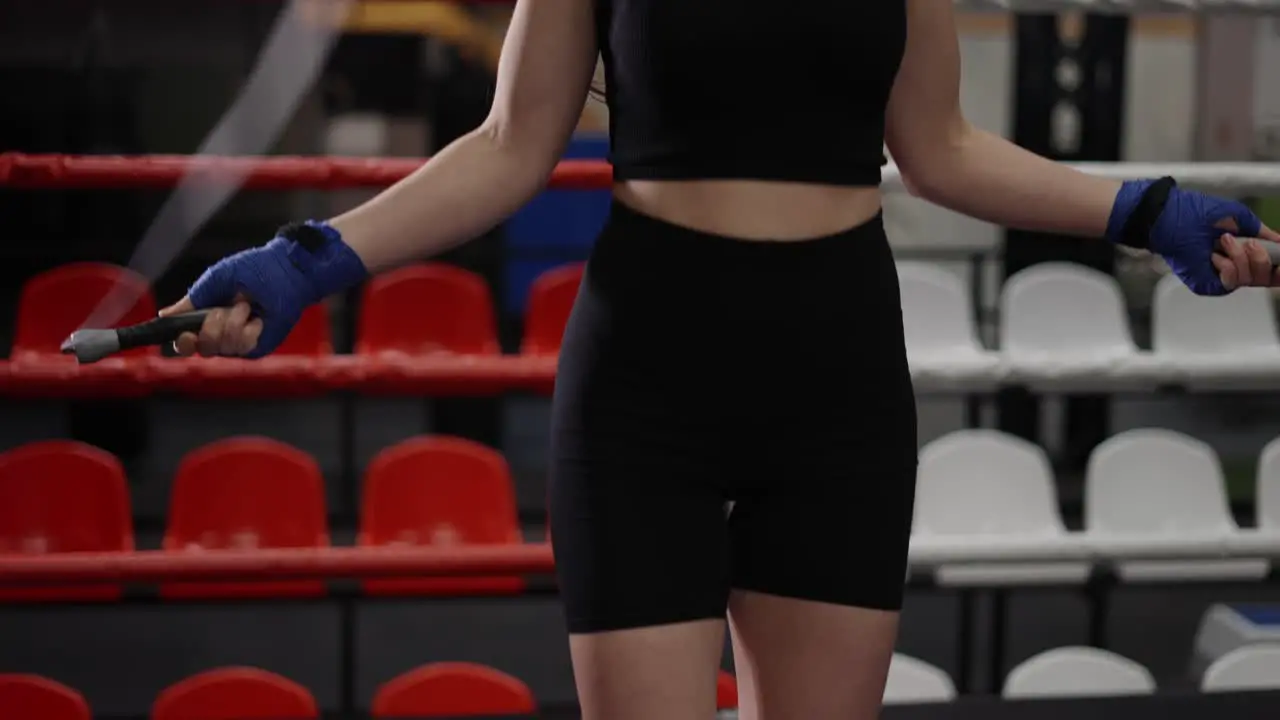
[548,199,918,634]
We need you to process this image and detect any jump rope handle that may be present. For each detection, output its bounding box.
[60,310,212,364]
[1259,241,1280,266]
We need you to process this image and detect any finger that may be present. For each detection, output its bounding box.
[1214,217,1240,234]
[1245,238,1272,286]
[1221,234,1253,287]
[196,308,228,358]
[1212,253,1238,291]
[240,319,265,356]
[159,296,196,318]
[1220,200,1263,238]
[173,332,198,357]
[1260,224,1280,243]
[219,300,253,356]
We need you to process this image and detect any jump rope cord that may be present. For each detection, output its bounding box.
[82,0,355,330]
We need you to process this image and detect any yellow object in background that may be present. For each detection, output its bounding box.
[305,0,506,72]
[318,0,610,133]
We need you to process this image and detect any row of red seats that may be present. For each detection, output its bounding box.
[2,261,583,397]
[0,664,742,719]
[0,435,533,602]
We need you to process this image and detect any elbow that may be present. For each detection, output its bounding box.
[897,168,925,198]
[890,119,976,204]
[895,148,964,204]
[896,160,952,204]
[478,116,567,187]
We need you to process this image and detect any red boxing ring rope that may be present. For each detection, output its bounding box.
[5,536,1280,587]
[0,153,613,191]
[0,355,561,399]
[0,545,556,587]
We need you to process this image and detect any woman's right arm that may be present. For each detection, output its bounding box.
[329,0,599,273]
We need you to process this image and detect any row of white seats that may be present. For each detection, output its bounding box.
[901,262,1280,391]
[908,428,1279,584]
[884,644,1280,704]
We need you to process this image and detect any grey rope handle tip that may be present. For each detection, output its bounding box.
[60,309,213,364]
[1262,241,1280,267]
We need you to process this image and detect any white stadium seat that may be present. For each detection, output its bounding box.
[1256,438,1280,532]
[914,430,1089,586]
[1201,643,1280,692]
[1085,429,1267,582]
[1234,438,1280,556]
[882,654,956,705]
[1152,274,1280,390]
[999,263,1171,390]
[1003,647,1156,699]
[896,262,1004,391]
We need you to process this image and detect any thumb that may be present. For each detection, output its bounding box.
[1259,223,1280,243]
[1220,200,1263,238]
[158,296,196,317]
[185,262,238,311]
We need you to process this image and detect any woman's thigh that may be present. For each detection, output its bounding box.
[728,591,899,720]
[548,262,736,720]
[725,426,917,720]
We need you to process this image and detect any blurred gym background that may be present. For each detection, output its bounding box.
[1,2,1279,717]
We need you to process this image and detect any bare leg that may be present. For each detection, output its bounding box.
[729,590,898,720]
[572,619,726,720]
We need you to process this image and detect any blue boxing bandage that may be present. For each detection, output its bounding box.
[187,220,368,357]
[1105,177,1263,296]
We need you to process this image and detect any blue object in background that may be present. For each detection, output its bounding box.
[503,134,611,316]
[1230,604,1280,626]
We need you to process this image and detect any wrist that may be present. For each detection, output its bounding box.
[1105,177,1175,250]
[277,220,369,300]
[326,210,400,274]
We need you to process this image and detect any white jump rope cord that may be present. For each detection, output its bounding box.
[84,0,354,329]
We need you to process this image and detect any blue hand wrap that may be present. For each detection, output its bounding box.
[187,220,368,357]
[1105,178,1262,296]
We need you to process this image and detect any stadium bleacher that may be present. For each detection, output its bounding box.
[4,260,1280,718]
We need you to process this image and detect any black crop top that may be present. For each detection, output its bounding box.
[596,0,907,187]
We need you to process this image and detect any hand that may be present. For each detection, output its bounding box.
[160,294,262,359]
[1209,231,1280,292]
[161,221,367,359]
[1107,178,1280,296]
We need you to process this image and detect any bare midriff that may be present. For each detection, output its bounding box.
[613,180,883,241]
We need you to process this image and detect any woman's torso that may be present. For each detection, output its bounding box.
[595,0,908,240]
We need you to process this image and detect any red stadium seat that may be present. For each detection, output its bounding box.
[152,667,318,720]
[357,264,500,356]
[372,663,536,718]
[162,437,329,599]
[359,436,524,596]
[0,674,91,720]
[275,304,333,356]
[13,262,156,359]
[10,263,158,396]
[717,671,739,710]
[521,263,583,356]
[0,441,133,602]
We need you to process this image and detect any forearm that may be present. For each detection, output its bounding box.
[906,125,1122,238]
[328,123,550,273]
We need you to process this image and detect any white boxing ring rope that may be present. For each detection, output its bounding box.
[951,0,1280,12]
[907,534,1280,568]
[880,162,1280,196]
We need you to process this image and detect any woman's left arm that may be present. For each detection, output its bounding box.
[884,0,1121,237]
